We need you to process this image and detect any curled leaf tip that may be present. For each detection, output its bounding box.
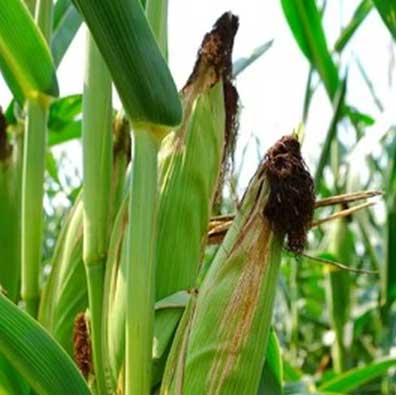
[263,135,315,253]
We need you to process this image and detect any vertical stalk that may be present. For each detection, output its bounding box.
[21,0,53,317]
[146,0,168,59]
[21,100,48,316]
[82,32,112,395]
[126,128,159,395]
[326,216,353,373]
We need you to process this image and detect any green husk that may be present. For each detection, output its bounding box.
[0,118,23,302]
[161,160,284,395]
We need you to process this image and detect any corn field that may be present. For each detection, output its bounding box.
[0,1,395,395]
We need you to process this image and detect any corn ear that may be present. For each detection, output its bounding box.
[161,135,314,395]
[71,0,181,128]
[156,11,238,301]
[162,170,283,394]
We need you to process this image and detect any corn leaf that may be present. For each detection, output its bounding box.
[280,0,339,99]
[383,136,396,306]
[0,294,89,395]
[48,94,82,146]
[52,0,83,66]
[334,0,373,53]
[146,0,168,59]
[314,78,347,188]
[372,0,396,40]
[0,354,30,395]
[233,40,273,77]
[319,357,396,392]
[257,329,283,395]
[71,0,181,127]
[0,0,58,102]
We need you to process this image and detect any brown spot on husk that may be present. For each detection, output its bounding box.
[0,107,11,161]
[184,12,240,213]
[112,115,131,163]
[73,312,92,379]
[263,135,315,253]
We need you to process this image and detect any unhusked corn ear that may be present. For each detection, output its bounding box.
[156,12,239,301]
[71,0,181,128]
[161,135,314,395]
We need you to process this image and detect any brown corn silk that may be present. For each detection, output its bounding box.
[161,135,314,395]
[73,312,93,379]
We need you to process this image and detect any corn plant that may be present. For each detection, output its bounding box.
[0,1,395,395]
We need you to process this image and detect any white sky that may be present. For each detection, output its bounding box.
[1,0,395,192]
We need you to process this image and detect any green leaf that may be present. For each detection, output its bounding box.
[319,357,396,392]
[383,136,396,306]
[372,0,396,40]
[72,0,182,127]
[314,78,347,187]
[52,0,83,67]
[258,329,283,395]
[0,354,30,395]
[334,0,373,53]
[48,95,82,146]
[282,360,303,382]
[280,0,339,99]
[0,0,58,101]
[233,40,273,77]
[0,294,89,395]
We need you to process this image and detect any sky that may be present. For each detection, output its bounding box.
[0,0,395,193]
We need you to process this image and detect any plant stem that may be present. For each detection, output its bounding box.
[146,0,168,59]
[20,0,53,317]
[21,99,47,317]
[82,32,112,395]
[126,128,159,395]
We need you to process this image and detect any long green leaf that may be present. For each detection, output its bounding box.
[48,94,82,146]
[52,0,83,66]
[319,358,396,392]
[314,79,347,188]
[334,0,373,53]
[0,0,58,101]
[233,40,273,77]
[257,329,284,395]
[0,294,89,395]
[280,0,339,99]
[372,0,396,40]
[71,0,181,127]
